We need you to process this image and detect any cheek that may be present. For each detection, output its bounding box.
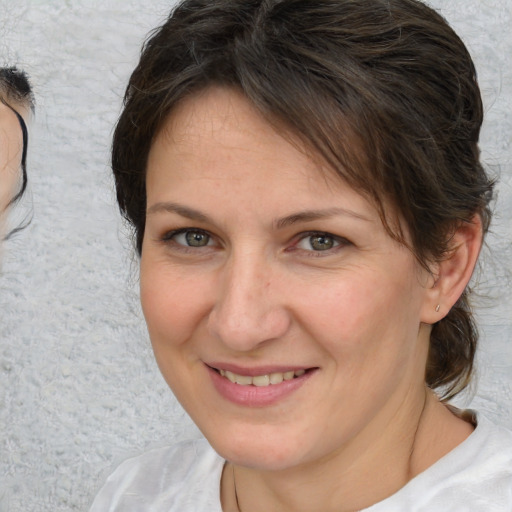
[292,264,425,359]
[139,258,211,347]
[0,164,18,211]
[139,260,209,396]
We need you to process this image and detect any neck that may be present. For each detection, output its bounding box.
[222,390,472,512]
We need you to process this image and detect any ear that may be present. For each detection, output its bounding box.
[420,215,483,324]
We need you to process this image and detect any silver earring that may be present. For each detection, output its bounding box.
[435,304,440,312]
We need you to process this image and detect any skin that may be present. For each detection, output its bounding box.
[0,100,27,235]
[141,87,481,511]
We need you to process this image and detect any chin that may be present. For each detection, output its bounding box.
[204,424,310,471]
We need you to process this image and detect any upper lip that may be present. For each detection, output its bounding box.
[206,362,315,376]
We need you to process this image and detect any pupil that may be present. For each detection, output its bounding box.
[186,231,208,247]
[311,235,333,251]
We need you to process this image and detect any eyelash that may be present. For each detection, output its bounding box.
[161,228,215,250]
[160,228,350,255]
[289,231,349,256]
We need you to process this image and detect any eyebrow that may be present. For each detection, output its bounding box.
[147,202,371,228]
[147,202,210,223]
[275,207,371,229]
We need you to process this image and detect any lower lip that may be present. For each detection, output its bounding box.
[207,366,314,407]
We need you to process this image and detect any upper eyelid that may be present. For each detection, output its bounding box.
[286,231,351,254]
[162,227,211,239]
[293,230,348,243]
[160,228,219,250]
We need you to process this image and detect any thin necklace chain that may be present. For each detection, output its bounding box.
[232,464,242,512]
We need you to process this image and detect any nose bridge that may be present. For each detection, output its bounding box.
[207,247,289,350]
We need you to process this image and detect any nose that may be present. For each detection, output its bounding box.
[207,252,291,352]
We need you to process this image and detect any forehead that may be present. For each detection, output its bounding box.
[152,87,345,189]
[146,87,387,230]
[147,87,405,241]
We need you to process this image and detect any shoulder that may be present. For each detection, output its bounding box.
[365,413,512,511]
[89,438,224,512]
[461,414,512,476]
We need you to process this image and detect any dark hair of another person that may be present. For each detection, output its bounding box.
[0,66,33,214]
[111,0,495,399]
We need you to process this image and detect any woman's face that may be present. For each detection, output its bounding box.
[0,101,25,217]
[141,87,435,471]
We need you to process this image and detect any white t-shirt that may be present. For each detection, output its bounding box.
[90,415,512,511]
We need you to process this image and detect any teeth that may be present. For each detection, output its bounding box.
[235,374,252,386]
[218,368,307,387]
[252,375,270,387]
[269,372,284,385]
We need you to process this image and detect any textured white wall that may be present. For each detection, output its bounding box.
[0,1,510,511]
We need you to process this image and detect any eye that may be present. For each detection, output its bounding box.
[295,232,343,252]
[166,229,213,248]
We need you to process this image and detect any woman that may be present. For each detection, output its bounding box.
[0,66,32,240]
[91,0,512,510]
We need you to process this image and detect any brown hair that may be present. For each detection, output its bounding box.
[112,0,494,399]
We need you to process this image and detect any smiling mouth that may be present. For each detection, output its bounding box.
[215,368,308,387]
